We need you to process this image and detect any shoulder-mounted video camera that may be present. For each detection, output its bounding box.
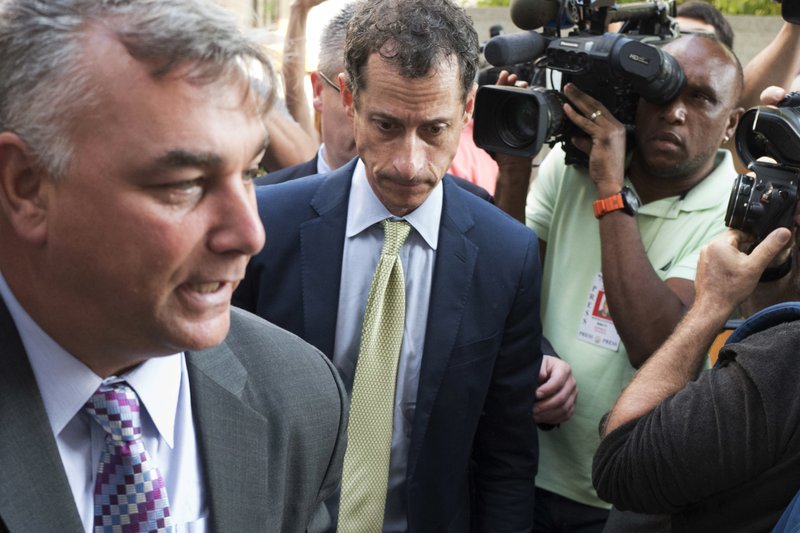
[725,93,800,245]
[472,0,684,167]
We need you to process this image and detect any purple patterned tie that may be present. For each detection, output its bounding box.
[84,383,174,533]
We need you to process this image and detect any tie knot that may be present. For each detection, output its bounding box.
[84,382,143,443]
[380,219,411,257]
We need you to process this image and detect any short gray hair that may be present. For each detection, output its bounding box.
[0,0,276,179]
[318,2,359,78]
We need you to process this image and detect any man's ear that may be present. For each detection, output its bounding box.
[340,73,355,119]
[725,106,744,144]
[463,83,478,125]
[310,71,324,113]
[0,133,49,245]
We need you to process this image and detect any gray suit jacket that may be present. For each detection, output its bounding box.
[0,302,347,533]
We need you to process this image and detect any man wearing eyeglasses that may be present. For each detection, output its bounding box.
[259,1,359,184]
[257,1,492,204]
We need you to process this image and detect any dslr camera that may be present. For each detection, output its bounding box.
[472,0,685,166]
[725,93,800,245]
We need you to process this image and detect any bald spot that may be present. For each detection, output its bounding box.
[664,34,743,108]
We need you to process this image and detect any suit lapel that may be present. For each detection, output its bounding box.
[0,300,83,533]
[407,179,478,477]
[186,344,271,532]
[298,163,353,357]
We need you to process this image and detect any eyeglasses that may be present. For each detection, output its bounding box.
[318,70,341,93]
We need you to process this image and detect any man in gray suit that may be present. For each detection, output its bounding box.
[0,1,346,532]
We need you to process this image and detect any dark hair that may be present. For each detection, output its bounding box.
[677,0,734,50]
[344,0,479,103]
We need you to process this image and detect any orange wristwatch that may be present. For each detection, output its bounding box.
[593,186,640,218]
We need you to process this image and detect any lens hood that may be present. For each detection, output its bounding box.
[736,105,800,169]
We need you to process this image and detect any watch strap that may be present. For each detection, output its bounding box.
[593,193,625,218]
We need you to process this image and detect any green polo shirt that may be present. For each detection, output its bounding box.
[526,145,736,508]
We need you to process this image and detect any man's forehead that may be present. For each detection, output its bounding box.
[363,51,460,83]
[665,35,729,67]
[666,36,737,86]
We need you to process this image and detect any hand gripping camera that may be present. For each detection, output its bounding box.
[725,93,800,245]
[472,0,685,167]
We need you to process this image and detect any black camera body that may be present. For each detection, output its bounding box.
[725,93,800,244]
[473,0,684,166]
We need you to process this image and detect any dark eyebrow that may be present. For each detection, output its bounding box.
[153,135,269,169]
[369,112,398,123]
[369,111,452,126]
[156,149,222,168]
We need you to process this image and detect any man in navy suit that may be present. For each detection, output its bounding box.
[257,1,493,203]
[235,0,545,530]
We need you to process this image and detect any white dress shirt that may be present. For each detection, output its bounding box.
[0,272,207,532]
[333,159,442,532]
[316,143,334,175]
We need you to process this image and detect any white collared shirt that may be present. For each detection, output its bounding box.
[333,159,442,532]
[0,272,207,532]
[316,143,334,175]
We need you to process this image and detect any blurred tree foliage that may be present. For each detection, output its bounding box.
[474,0,781,15]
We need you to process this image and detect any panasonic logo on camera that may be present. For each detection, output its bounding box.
[628,53,650,65]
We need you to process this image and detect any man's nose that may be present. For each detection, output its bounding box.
[208,179,265,257]
[662,98,687,124]
[392,134,426,179]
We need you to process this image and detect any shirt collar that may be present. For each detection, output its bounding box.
[317,143,333,175]
[635,150,736,218]
[346,158,443,249]
[0,270,182,447]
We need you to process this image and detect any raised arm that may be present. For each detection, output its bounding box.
[602,228,790,435]
[561,83,694,367]
[282,0,325,142]
[741,22,800,109]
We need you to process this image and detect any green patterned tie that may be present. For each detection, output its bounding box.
[338,219,411,533]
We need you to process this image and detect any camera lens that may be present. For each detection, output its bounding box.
[725,174,754,231]
[474,85,566,158]
[499,97,540,149]
[494,88,566,149]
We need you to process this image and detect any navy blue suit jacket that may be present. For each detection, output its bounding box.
[257,155,495,203]
[235,159,542,532]
[255,155,319,186]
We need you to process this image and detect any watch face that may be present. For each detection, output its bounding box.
[622,186,641,214]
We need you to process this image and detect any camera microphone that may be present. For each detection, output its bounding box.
[510,0,561,30]
[607,1,661,22]
[484,31,548,67]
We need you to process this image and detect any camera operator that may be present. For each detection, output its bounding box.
[498,34,744,531]
[594,80,800,533]
[599,85,800,532]
[591,223,798,532]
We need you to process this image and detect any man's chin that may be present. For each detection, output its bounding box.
[171,313,231,353]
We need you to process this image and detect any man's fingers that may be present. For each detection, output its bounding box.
[533,385,577,424]
[564,83,603,113]
[722,228,746,247]
[496,70,511,86]
[760,85,786,106]
[750,228,792,269]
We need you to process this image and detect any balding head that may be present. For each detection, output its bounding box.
[664,34,743,107]
[631,34,744,187]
